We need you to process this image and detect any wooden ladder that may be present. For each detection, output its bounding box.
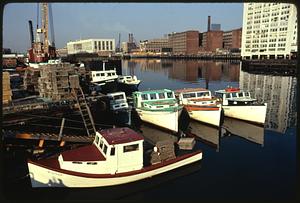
[72,87,96,137]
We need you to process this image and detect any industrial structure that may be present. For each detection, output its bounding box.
[27,3,56,63]
[241,3,297,59]
[139,38,170,53]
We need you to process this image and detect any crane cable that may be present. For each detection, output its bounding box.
[36,3,39,29]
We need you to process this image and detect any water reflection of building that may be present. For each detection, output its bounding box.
[124,59,240,87]
[168,60,240,83]
[239,69,297,133]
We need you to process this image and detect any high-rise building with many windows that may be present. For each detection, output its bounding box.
[241,3,297,59]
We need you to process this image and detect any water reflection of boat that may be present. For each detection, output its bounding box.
[187,120,220,151]
[221,117,264,146]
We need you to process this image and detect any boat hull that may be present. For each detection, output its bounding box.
[222,103,267,124]
[136,108,182,132]
[27,151,202,188]
[186,106,222,127]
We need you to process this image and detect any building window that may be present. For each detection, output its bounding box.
[106,41,109,50]
[94,41,97,50]
[102,41,105,50]
[110,41,113,50]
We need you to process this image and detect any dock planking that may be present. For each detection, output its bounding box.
[2,130,94,144]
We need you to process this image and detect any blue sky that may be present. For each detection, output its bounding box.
[3,3,243,53]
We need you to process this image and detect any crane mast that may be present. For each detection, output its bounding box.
[41,3,49,55]
[28,3,56,63]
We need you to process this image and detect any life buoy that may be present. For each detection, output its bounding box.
[225,87,240,92]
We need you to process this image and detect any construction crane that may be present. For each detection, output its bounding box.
[28,3,56,63]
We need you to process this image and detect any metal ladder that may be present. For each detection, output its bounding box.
[72,87,96,137]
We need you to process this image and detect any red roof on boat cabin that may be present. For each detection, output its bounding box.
[99,127,144,145]
[61,144,106,162]
[175,88,208,93]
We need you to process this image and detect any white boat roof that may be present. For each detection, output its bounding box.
[107,92,126,96]
[227,98,257,102]
[175,88,209,94]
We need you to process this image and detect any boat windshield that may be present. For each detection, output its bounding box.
[197,92,210,97]
[215,92,223,98]
[226,93,231,99]
[232,93,238,98]
[182,92,196,98]
[238,92,244,97]
[158,92,165,99]
[141,94,149,100]
[149,93,157,100]
[113,94,124,100]
[166,92,174,99]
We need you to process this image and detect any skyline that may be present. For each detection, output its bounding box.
[3,3,243,53]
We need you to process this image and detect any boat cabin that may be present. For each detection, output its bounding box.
[58,127,144,174]
[175,88,215,105]
[118,75,138,83]
[215,88,254,105]
[132,89,177,109]
[91,69,118,83]
[107,92,129,111]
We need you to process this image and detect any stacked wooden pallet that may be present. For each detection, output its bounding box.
[38,63,79,101]
[2,72,12,105]
[23,67,41,92]
[150,139,176,165]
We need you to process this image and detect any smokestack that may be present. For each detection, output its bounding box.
[207,16,211,32]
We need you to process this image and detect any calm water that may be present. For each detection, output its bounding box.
[3,59,297,201]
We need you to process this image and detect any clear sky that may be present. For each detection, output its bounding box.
[3,3,244,53]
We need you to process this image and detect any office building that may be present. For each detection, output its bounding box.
[241,3,297,59]
[67,39,115,54]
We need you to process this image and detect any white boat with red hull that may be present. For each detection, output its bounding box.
[27,127,202,188]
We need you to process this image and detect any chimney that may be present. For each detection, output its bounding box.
[207,16,211,32]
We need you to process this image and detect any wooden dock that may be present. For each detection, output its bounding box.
[3,130,94,146]
[241,59,297,76]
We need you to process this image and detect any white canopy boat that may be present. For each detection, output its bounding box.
[175,88,222,127]
[215,87,267,125]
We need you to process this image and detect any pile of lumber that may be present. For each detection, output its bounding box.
[150,139,176,165]
[23,67,41,92]
[38,63,79,101]
[2,72,12,105]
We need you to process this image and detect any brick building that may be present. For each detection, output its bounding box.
[200,30,224,52]
[223,28,242,50]
[168,30,199,55]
